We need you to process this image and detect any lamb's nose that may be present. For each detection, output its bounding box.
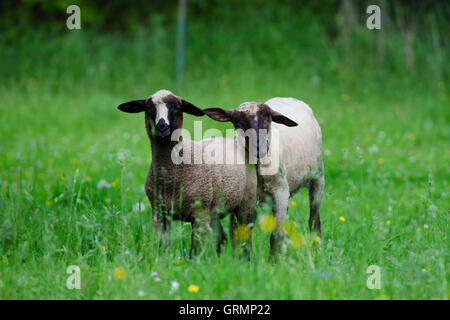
[156,119,169,131]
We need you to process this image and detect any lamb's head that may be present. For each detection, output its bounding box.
[118,89,204,139]
[204,102,297,158]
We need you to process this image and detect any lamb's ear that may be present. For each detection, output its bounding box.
[270,108,298,127]
[117,99,147,113]
[203,108,232,122]
[181,99,205,116]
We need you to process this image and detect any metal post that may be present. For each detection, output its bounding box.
[176,0,187,84]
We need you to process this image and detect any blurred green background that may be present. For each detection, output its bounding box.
[0,0,448,299]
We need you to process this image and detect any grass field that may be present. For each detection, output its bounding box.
[0,21,448,300]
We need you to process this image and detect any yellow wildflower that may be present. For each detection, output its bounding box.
[219,75,229,85]
[282,220,297,236]
[234,224,251,242]
[259,215,277,232]
[290,200,296,206]
[103,245,108,251]
[45,200,53,207]
[421,268,427,273]
[376,295,389,300]
[313,236,320,243]
[289,232,305,249]
[339,216,346,222]
[188,285,199,293]
[111,179,120,188]
[386,220,391,225]
[113,267,126,280]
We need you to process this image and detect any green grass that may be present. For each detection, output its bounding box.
[0,24,448,299]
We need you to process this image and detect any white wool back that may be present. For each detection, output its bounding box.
[260,97,323,192]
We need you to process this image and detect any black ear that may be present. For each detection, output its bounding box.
[117,99,148,113]
[270,108,298,127]
[203,108,232,122]
[181,99,205,116]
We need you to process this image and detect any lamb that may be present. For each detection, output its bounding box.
[117,89,257,257]
[203,97,324,254]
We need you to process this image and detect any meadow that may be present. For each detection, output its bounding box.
[0,7,449,299]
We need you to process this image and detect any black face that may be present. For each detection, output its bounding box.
[147,95,184,139]
[232,105,272,159]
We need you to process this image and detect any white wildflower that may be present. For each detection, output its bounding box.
[97,179,111,189]
[117,149,131,165]
[169,281,179,294]
[368,144,379,154]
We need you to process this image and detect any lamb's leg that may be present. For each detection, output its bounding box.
[236,200,256,259]
[214,218,226,254]
[189,221,196,259]
[152,205,170,251]
[234,212,251,260]
[229,211,238,250]
[308,175,324,237]
[269,186,289,256]
[189,209,211,258]
[160,215,170,246]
